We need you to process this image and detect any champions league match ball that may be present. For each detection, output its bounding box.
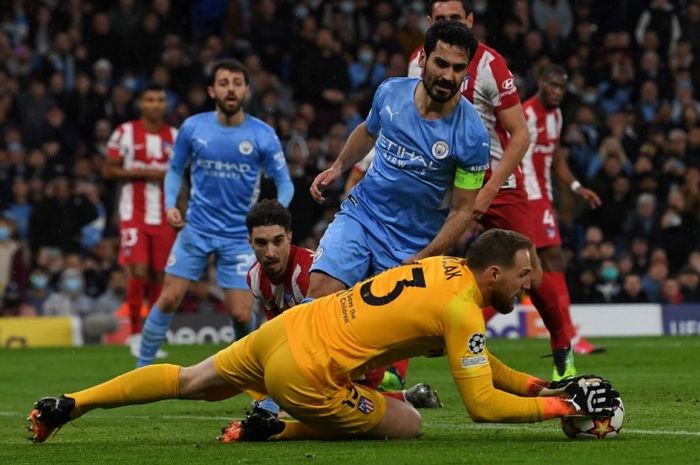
[560,397,625,439]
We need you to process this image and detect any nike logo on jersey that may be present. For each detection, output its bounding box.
[195,137,210,148]
[384,105,399,121]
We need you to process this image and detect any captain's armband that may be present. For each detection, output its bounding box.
[454,167,486,190]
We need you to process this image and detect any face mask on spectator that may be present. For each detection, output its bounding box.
[359,50,374,65]
[31,273,49,290]
[64,277,83,293]
[340,1,355,13]
[295,5,309,19]
[0,226,10,241]
[601,267,619,282]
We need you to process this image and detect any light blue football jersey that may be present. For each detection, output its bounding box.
[347,77,490,251]
[170,112,292,239]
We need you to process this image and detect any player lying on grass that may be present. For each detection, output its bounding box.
[28,229,617,443]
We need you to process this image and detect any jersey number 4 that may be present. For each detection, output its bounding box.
[360,267,426,306]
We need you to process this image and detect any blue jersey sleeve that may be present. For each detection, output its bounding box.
[260,128,294,207]
[365,79,390,136]
[456,123,490,173]
[165,119,194,209]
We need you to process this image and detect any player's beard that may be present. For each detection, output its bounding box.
[491,292,516,314]
[215,95,243,118]
[422,77,459,103]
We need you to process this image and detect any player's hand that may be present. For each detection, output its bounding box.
[310,166,341,204]
[472,187,497,220]
[166,207,185,230]
[576,187,601,209]
[563,377,618,417]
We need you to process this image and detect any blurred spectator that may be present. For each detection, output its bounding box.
[660,277,684,304]
[614,274,650,303]
[42,267,93,317]
[0,217,28,302]
[3,178,32,240]
[678,266,700,302]
[635,0,681,57]
[29,177,98,254]
[22,267,51,315]
[594,259,621,303]
[642,259,669,302]
[94,268,127,314]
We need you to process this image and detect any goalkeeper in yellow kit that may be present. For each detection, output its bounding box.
[28,229,617,443]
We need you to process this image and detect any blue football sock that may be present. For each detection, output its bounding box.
[232,312,256,341]
[257,397,281,415]
[137,306,174,367]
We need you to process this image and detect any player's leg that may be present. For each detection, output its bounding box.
[138,273,190,366]
[30,327,268,443]
[307,211,372,298]
[118,227,149,339]
[147,224,177,307]
[222,288,255,340]
[139,226,211,366]
[539,245,605,355]
[214,239,257,339]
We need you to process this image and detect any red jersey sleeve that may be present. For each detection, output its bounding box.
[488,53,520,112]
[107,124,125,159]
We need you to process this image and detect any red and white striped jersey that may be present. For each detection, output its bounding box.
[521,96,562,202]
[408,42,522,188]
[107,120,177,226]
[247,245,314,320]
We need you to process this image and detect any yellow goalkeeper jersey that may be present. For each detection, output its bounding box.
[283,256,553,422]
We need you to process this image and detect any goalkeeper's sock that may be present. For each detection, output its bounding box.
[232,312,257,341]
[67,364,181,420]
[126,277,146,334]
[531,274,569,351]
[138,306,174,367]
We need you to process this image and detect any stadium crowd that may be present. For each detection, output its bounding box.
[0,0,699,325]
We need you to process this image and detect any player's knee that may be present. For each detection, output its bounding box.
[157,286,184,312]
[130,264,149,280]
[403,407,422,437]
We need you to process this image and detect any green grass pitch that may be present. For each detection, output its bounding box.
[2,337,699,465]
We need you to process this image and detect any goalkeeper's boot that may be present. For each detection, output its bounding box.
[404,383,444,409]
[572,337,606,355]
[27,395,75,443]
[552,346,577,382]
[378,367,405,392]
[218,404,285,443]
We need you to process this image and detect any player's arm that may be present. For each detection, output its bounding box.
[409,186,478,262]
[260,130,294,207]
[473,104,530,217]
[310,122,376,203]
[553,147,601,208]
[164,121,193,229]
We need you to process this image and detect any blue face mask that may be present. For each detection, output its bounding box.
[601,267,619,282]
[358,50,374,65]
[31,274,49,290]
[64,277,82,293]
[0,226,10,241]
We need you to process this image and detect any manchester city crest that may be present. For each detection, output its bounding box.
[239,140,253,155]
[431,140,449,159]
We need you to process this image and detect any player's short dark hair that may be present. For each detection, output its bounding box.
[246,199,292,234]
[466,229,532,272]
[540,64,568,82]
[428,0,474,16]
[424,20,478,62]
[210,59,250,85]
[140,82,165,97]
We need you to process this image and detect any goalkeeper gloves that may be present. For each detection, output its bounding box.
[562,377,618,417]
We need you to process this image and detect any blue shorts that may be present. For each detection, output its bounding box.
[166,225,254,289]
[311,210,413,287]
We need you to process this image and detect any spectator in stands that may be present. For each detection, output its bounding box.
[614,274,650,303]
[678,266,700,302]
[42,267,93,317]
[0,217,27,302]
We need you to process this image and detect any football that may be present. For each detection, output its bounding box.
[560,397,625,439]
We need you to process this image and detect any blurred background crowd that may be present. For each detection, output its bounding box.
[0,0,699,322]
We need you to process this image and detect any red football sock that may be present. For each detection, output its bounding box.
[147,281,164,307]
[546,271,577,340]
[127,277,146,334]
[392,359,409,381]
[361,367,385,390]
[530,273,570,351]
[483,306,497,322]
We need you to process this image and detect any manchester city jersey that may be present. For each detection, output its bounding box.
[171,112,291,238]
[347,77,489,251]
